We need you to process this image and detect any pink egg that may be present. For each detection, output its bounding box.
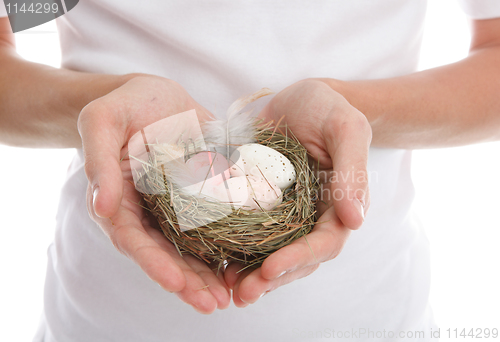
[213,175,282,211]
[179,152,230,199]
[185,151,230,187]
[212,177,251,206]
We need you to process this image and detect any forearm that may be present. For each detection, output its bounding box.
[324,21,500,149]
[0,47,133,148]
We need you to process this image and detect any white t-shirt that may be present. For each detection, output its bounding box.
[2,1,499,342]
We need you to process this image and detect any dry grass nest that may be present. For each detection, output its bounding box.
[136,122,319,271]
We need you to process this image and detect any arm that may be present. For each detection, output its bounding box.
[226,18,500,307]
[323,18,500,149]
[0,18,131,148]
[0,18,230,313]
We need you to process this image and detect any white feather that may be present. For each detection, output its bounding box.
[202,88,274,160]
[151,143,195,190]
[149,88,274,195]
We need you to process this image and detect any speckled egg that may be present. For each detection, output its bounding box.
[229,143,296,190]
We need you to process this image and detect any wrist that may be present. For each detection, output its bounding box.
[318,78,389,141]
[46,71,141,148]
[69,72,139,114]
[318,78,372,120]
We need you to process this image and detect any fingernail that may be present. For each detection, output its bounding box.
[352,198,365,220]
[276,270,287,279]
[259,291,269,298]
[157,283,174,293]
[93,186,102,217]
[239,298,251,306]
[275,266,297,279]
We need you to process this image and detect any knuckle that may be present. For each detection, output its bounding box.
[335,111,369,135]
[78,100,101,122]
[324,112,372,151]
[78,100,117,133]
[354,114,372,141]
[76,108,90,135]
[322,95,370,131]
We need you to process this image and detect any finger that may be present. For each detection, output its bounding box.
[260,205,350,280]
[322,108,372,229]
[224,261,247,290]
[211,261,232,309]
[231,267,256,308]
[144,225,222,313]
[233,264,319,305]
[101,205,187,293]
[116,187,223,313]
[79,102,126,218]
[172,258,220,314]
[183,257,231,310]
[173,271,218,314]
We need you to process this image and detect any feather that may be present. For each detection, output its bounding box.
[138,88,274,196]
[202,88,274,160]
[150,143,195,190]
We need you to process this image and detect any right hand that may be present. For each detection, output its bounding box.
[77,75,231,314]
[225,79,372,306]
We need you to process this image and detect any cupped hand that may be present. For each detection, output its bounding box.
[77,75,230,314]
[225,79,372,307]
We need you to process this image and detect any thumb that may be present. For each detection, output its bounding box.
[78,103,125,219]
[323,110,372,230]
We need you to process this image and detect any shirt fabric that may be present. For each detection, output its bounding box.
[2,1,500,342]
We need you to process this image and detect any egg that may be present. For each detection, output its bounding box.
[212,175,282,211]
[180,149,284,211]
[181,152,230,198]
[211,177,251,207]
[185,151,230,185]
[229,143,296,190]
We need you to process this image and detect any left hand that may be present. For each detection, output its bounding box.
[224,79,372,306]
[78,75,231,314]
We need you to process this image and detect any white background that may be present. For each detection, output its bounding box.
[0,0,499,341]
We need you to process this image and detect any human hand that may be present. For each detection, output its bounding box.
[77,75,230,314]
[225,79,372,306]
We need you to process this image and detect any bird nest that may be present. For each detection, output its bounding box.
[136,122,319,270]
